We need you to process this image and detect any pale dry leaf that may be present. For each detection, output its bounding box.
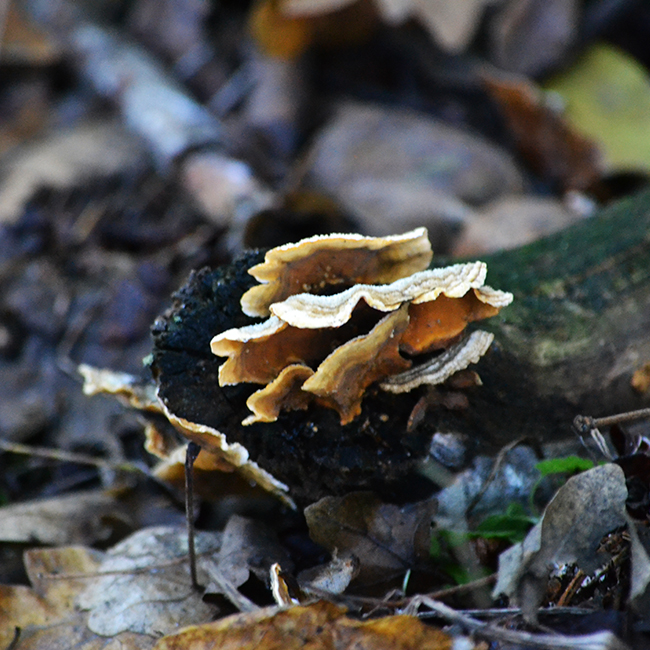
[298,552,360,595]
[493,464,628,621]
[489,0,579,76]
[304,491,436,586]
[2,545,156,650]
[304,102,523,236]
[0,489,131,546]
[181,151,275,228]
[78,526,221,637]
[205,514,292,594]
[627,518,650,610]
[0,119,146,224]
[409,0,498,53]
[454,196,583,256]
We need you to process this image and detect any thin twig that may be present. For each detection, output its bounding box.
[0,439,146,475]
[300,573,497,610]
[410,596,629,650]
[0,439,183,504]
[185,441,201,590]
[574,408,650,434]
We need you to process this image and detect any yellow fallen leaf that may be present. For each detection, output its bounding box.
[545,43,650,173]
[154,600,453,650]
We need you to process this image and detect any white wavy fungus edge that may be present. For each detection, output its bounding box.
[211,262,513,344]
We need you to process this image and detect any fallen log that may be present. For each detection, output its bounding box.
[465,187,650,449]
[151,190,650,503]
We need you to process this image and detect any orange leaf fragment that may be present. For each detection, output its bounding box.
[484,74,602,191]
[250,0,315,59]
[154,600,452,650]
[631,361,650,394]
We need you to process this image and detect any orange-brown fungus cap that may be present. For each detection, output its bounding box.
[211,317,337,385]
[302,305,411,425]
[244,364,315,425]
[402,293,500,355]
[210,230,513,426]
[241,227,432,317]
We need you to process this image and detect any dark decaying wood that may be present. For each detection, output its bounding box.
[152,190,650,503]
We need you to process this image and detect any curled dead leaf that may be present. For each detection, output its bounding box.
[304,491,436,587]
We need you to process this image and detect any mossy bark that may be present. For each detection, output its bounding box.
[447,188,650,448]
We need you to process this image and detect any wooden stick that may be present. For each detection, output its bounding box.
[185,441,201,590]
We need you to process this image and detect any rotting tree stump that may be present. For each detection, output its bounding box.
[151,189,650,503]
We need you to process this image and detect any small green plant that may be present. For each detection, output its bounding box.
[468,502,537,544]
[530,455,596,513]
[535,455,595,477]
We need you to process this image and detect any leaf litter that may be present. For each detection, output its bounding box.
[3,0,650,648]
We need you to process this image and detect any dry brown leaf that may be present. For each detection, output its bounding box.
[205,515,292,597]
[0,545,155,650]
[0,120,147,224]
[484,74,603,191]
[1,5,61,65]
[305,491,436,586]
[154,599,452,650]
[0,489,132,546]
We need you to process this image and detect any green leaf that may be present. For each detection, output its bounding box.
[535,456,595,478]
[468,503,537,543]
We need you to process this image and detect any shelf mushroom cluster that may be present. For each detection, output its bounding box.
[211,228,513,426]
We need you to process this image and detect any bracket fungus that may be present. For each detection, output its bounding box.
[210,230,512,426]
[145,229,513,503]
